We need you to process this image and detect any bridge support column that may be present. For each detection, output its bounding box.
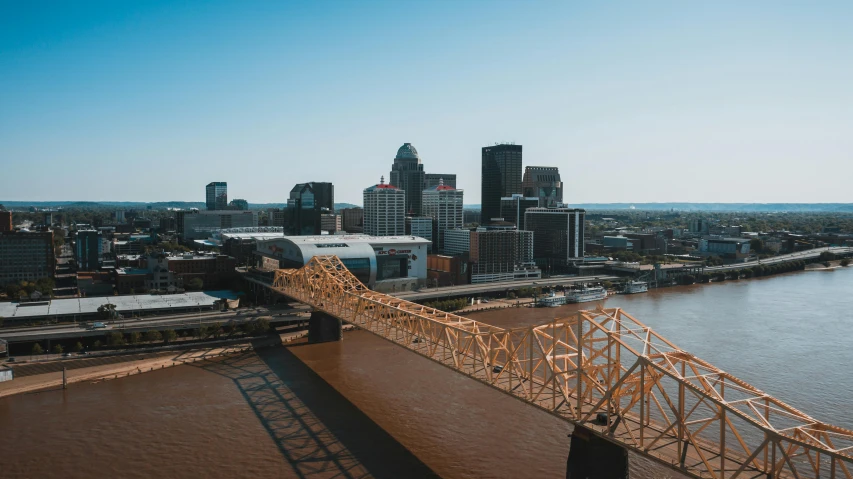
[566,425,629,479]
[308,310,342,343]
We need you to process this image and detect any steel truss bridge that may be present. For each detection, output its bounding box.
[268,255,853,479]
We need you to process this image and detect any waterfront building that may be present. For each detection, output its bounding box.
[500,194,539,229]
[443,228,471,256]
[0,231,55,284]
[469,228,539,284]
[389,143,426,215]
[363,177,405,236]
[253,235,430,292]
[0,211,11,232]
[206,182,228,210]
[481,143,522,223]
[76,229,102,271]
[320,213,341,234]
[340,207,364,233]
[425,173,457,189]
[524,207,585,273]
[422,179,464,253]
[180,210,259,240]
[406,216,435,252]
[522,166,563,208]
[287,182,335,235]
[698,238,751,259]
[427,254,470,286]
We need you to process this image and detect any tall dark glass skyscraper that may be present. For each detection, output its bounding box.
[206,182,228,210]
[389,143,425,216]
[287,182,334,235]
[481,144,522,223]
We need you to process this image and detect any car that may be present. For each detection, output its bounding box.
[92,322,107,329]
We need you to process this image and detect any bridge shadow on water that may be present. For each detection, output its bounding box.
[190,340,439,479]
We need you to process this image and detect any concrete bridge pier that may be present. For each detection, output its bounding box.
[566,425,629,479]
[308,310,342,343]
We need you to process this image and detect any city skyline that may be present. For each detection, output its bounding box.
[2,2,853,204]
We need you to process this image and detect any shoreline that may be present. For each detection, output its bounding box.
[0,330,312,399]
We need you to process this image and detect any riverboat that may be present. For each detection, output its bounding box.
[564,285,607,303]
[624,281,649,294]
[535,291,565,308]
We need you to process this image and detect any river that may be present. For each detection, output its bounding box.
[2,267,852,478]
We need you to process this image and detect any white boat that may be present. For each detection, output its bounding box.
[624,281,648,294]
[564,286,607,303]
[536,291,565,308]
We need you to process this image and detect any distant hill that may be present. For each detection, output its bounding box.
[0,200,362,211]
[463,203,853,212]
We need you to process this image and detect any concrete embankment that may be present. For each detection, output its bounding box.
[0,330,315,399]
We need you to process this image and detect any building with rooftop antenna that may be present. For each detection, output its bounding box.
[364,176,406,236]
[422,178,464,253]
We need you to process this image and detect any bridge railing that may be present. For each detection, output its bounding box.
[270,255,853,479]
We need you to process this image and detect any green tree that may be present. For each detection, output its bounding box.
[71,342,84,353]
[162,329,177,344]
[186,277,204,290]
[97,303,117,321]
[749,238,764,253]
[841,259,850,267]
[255,318,270,334]
[129,331,142,345]
[107,331,125,347]
[53,344,64,355]
[198,326,209,339]
[211,322,222,339]
[31,343,44,355]
[144,330,162,343]
[93,339,103,349]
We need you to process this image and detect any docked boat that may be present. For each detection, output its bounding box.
[564,285,608,303]
[536,291,565,308]
[624,281,649,294]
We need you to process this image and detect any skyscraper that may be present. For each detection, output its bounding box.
[481,144,522,223]
[363,176,405,236]
[422,179,464,253]
[287,182,335,235]
[206,182,228,210]
[424,173,456,189]
[0,211,12,232]
[500,194,539,228]
[524,207,585,273]
[389,143,426,216]
[522,166,563,208]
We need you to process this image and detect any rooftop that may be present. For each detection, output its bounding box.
[0,291,239,319]
[395,142,420,160]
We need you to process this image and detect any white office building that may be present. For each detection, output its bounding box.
[422,179,463,253]
[363,176,405,237]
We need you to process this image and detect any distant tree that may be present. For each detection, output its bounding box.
[31,343,44,356]
[129,332,142,345]
[107,331,125,347]
[601,280,613,289]
[162,329,177,344]
[749,238,764,253]
[97,303,117,321]
[211,322,222,339]
[842,259,850,267]
[198,326,210,339]
[93,340,103,349]
[144,330,162,343]
[255,318,270,334]
[53,344,64,355]
[71,342,84,353]
[823,261,832,268]
[187,278,204,291]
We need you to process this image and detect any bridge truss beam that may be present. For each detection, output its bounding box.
[271,255,853,479]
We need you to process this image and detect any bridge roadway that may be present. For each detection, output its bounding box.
[705,246,853,272]
[392,275,619,301]
[262,255,853,479]
[0,305,311,343]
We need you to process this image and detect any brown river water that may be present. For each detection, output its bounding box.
[2,267,852,478]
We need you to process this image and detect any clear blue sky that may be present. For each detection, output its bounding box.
[2,1,852,205]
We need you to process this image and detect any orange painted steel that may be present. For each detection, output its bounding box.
[271,255,853,479]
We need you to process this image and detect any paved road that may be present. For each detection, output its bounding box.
[704,246,853,272]
[391,275,619,301]
[0,305,312,342]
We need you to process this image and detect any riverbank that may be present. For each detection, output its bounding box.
[0,328,316,399]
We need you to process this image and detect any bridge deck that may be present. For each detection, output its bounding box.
[264,255,853,479]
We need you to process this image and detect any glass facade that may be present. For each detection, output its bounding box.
[481,144,522,223]
[524,208,585,273]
